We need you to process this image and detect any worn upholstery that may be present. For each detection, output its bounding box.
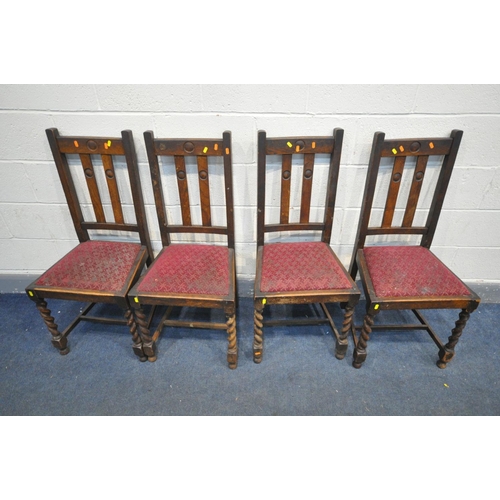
[34,241,143,292]
[363,245,471,298]
[259,241,352,293]
[137,244,230,296]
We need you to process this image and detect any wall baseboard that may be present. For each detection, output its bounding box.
[0,274,38,293]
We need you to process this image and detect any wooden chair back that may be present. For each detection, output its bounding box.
[143,130,235,249]
[349,129,463,279]
[257,129,344,247]
[45,128,152,260]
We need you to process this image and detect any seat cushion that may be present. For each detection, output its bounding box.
[34,241,143,293]
[137,244,230,296]
[363,245,471,298]
[259,241,352,293]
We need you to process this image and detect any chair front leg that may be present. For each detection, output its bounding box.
[35,299,69,355]
[134,306,157,362]
[353,306,379,369]
[226,311,238,369]
[125,308,147,362]
[335,304,354,360]
[437,309,470,369]
[253,299,265,363]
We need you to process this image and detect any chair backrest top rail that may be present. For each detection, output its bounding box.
[265,136,334,155]
[380,138,452,157]
[57,136,125,155]
[152,138,225,156]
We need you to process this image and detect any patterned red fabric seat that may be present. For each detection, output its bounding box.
[363,245,471,298]
[34,240,143,292]
[260,241,352,293]
[137,244,230,296]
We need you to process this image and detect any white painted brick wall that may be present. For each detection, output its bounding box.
[1,84,499,290]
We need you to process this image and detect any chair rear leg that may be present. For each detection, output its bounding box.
[437,309,470,369]
[335,305,353,359]
[35,299,69,355]
[253,300,265,363]
[226,312,238,369]
[134,306,157,362]
[353,308,378,369]
[125,308,147,362]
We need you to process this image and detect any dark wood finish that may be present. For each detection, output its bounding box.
[299,153,315,223]
[129,130,237,369]
[143,130,235,250]
[380,138,452,157]
[45,129,89,242]
[420,130,463,248]
[280,154,292,224]
[253,129,360,363]
[258,129,346,242]
[81,221,140,232]
[352,308,378,369]
[125,308,147,362]
[322,129,343,244]
[121,129,153,260]
[222,131,236,250]
[160,224,228,235]
[35,298,69,355]
[265,137,334,155]
[58,136,125,155]
[153,139,224,156]
[80,154,106,223]
[264,222,325,233]
[253,299,265,363]
[226,313,238,369]
[134,306,157,361]
[402,155,428,227]
[349,129,480,369]
[365,226,428,236]
[144,130,169,247]
[102,154,125,224]
[381,156,406,228]
[26,128,153,360]
[257,131,267,247]
[197,155,212,226]
[437,309,470,368]
[175,155,192,226]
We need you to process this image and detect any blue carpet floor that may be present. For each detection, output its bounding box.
[1,293,499,416]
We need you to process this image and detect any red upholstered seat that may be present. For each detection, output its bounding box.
[260,241,352,293]
[363,245,471,298]
[34,241,143,292]
[137,244,230,296]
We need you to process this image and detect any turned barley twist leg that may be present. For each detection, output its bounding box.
[35,299,69,355]
[226,313,238,369]
[353,309,377,369]
[335,305,354,360]
[437,309,471,369]
[125,308,147,362]
[135,307,157,362]
[253,301,265,364]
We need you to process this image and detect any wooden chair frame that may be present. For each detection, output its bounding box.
[253,129,360,363]
[26,128,154,360]
[349,130,480,369]
[128,130,238,368]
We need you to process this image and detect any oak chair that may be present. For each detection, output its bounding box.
[128,130,238,368]
[349,130,480,369]
[26,128,154,360]
[253,129,360,363]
